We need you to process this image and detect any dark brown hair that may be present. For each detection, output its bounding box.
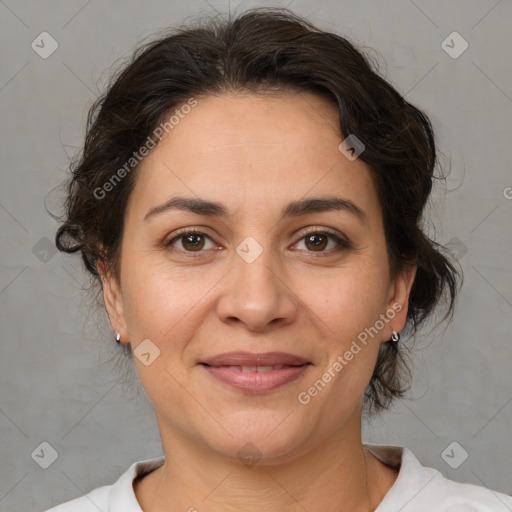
[55,7,462,415]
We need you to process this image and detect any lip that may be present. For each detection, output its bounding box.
[201,365,311,393]
[199,351,311,393]
[200,351,310,367]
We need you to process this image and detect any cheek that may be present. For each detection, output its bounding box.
[120,254,217,345]
[302,260,388,398]
[312,261,390,338]
[120,251,176,339]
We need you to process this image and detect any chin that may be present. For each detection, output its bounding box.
[200,410,317,465]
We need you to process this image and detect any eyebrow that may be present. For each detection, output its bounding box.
[144,195,368,224]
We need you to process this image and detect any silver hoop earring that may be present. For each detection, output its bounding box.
[390,330,400,343]
[116,333,121,344]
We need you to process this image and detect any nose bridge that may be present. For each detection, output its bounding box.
[236,233,279,290]
[216,232,298,330]
[234,232,284,301]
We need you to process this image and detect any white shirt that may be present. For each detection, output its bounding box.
[45,444,512,511]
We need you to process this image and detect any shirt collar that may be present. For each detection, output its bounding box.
[109,456,165,511]
[108,444,417,511]
[365,443,441,511]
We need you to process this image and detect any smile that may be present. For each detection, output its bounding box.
[200,362,311,393]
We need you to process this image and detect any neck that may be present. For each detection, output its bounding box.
[134,410,396,512]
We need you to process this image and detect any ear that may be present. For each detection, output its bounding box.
[97,259,129,343]
[383,263,417,341]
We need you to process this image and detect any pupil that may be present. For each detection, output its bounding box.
[308,234,326,250]
[184,234,203,250]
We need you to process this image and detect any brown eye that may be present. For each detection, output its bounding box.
[304,233,328,251]
[165,230,215,253]
[164,228,351,256]
[181,233,205,251]
[294,229,351,254]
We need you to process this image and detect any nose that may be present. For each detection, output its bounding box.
[215,239,298,332]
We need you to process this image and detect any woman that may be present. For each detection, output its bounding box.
[48,7,512,512]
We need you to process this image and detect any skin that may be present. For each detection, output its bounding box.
[99,90,417,512]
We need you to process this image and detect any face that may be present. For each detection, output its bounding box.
[100,91,415,463]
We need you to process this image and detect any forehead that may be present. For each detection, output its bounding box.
[128,91,381,225]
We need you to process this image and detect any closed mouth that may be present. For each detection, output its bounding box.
[200,351,311,368]
[200,363,310,372]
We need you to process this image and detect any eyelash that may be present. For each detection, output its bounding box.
[163,227,352,257]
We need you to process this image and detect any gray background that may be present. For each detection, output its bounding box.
[1,0,511,510]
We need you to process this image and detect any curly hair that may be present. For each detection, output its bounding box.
[54,7,462,415]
